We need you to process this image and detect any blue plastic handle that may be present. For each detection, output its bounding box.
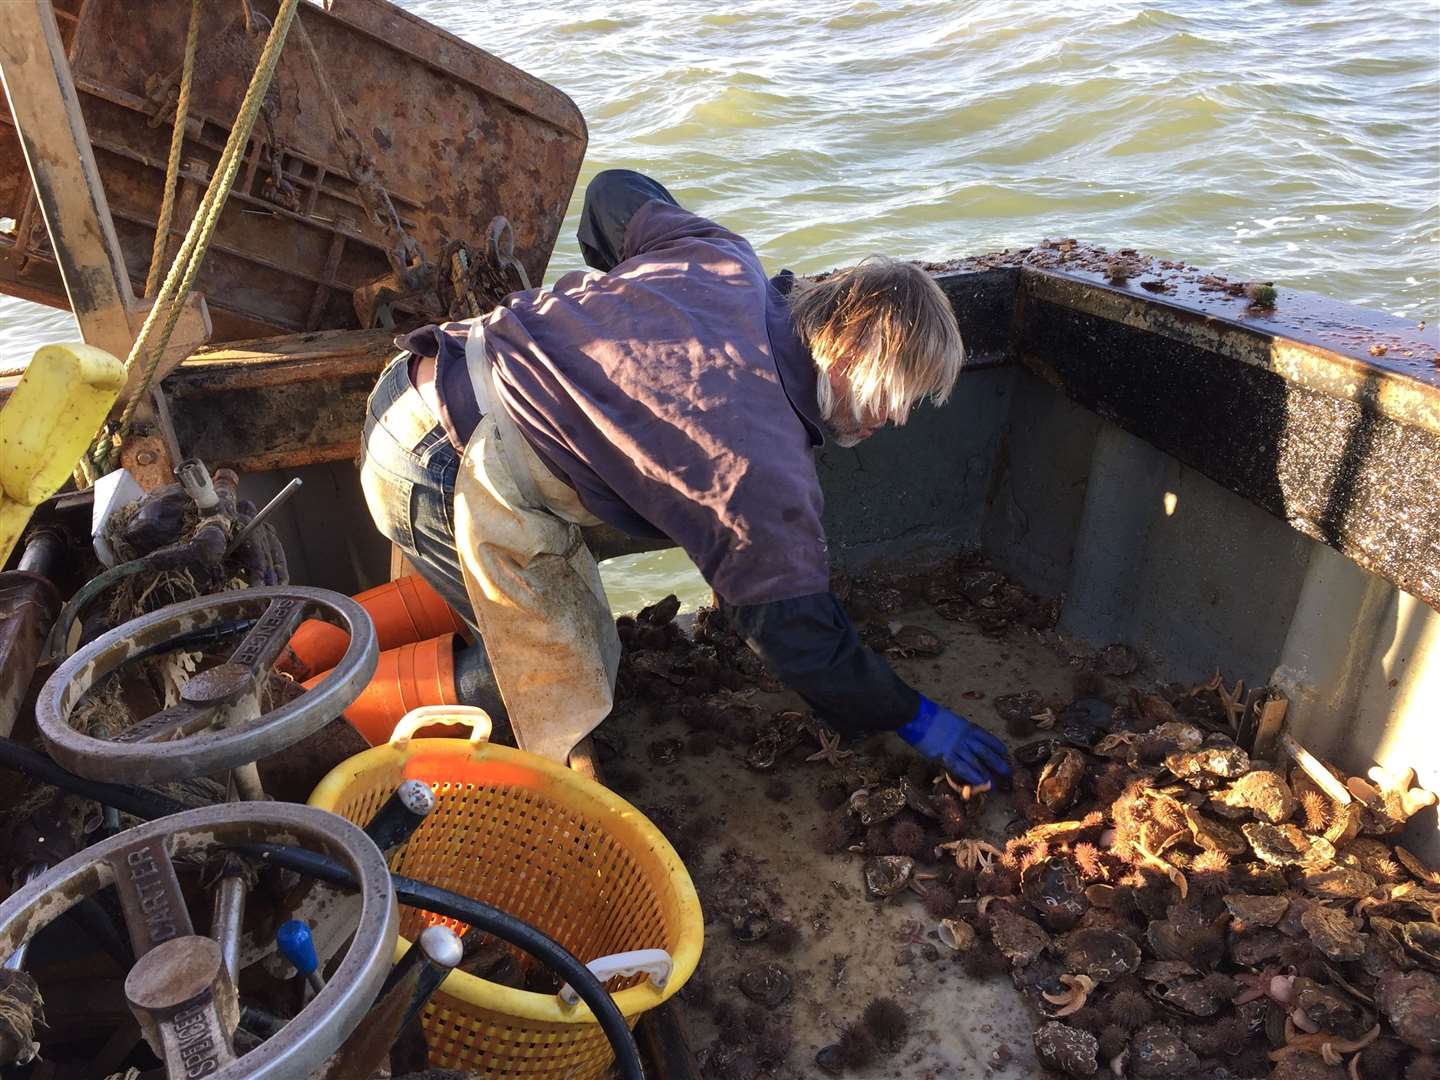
[276,919,318,975]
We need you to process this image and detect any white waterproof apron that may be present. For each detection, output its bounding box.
[450,328,621,763]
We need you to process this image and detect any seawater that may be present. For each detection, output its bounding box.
[2,0,1435,611]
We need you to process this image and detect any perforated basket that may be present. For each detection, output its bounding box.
[308,707,703,1078]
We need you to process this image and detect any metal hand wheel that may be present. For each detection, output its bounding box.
[0,802,398,1080]
[38,586,377,788]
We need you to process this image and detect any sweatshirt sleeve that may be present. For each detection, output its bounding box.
[576,169,681,271]
[722,592,921,736]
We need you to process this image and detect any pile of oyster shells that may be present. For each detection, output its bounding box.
[944,696,1440,1080]
[605,565,1440,1080]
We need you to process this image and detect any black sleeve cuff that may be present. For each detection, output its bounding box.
[576,169,680,271]
[722,592,920,736]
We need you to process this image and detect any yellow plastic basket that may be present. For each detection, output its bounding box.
[308,707,703,1078]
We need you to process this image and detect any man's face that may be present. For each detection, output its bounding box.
[823,369,888,447]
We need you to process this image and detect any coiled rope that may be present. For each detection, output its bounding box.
[87,0,302,480]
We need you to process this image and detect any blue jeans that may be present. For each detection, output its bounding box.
[358,356,480,639]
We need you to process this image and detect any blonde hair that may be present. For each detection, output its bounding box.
[791,256,964,426]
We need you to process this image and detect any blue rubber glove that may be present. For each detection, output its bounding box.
[897,696,1012,787]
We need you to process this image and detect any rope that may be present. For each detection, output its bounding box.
[90,0,303,476]
[144,0,201,300]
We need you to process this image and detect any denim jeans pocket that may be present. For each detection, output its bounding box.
[359,456,416,552]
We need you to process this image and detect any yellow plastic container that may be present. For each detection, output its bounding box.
[0,343,124,565]
[308,707,704,1079]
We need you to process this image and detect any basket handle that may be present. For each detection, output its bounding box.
[557,948,673,1007]
[389,705,493,749]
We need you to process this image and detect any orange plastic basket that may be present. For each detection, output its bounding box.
[309,707,703,1078]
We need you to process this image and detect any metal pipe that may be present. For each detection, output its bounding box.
[324,925,462,1080]
[16,530,64,578]
[231,761,266,802]
[362,780,435,855]
[0,738,646,1080]
[226,478,302,556]
[211,874,247,984]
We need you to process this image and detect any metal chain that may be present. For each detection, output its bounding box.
[90,0,304,477]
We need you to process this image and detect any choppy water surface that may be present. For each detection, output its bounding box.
[3,0,1436,609]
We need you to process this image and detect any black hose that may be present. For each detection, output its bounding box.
[233,842,645,1080]
[0,739,647,1079]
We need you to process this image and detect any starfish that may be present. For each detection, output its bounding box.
[907,871,939,898]
[805,727,853,767]
[1231,966,1288,1005]
[1094,731,1141,757]
[1348,766,1437,823]
[1042,974,1096,1017]
[1215,675,1246,729]
[937,838,1004,873]
[935,772,992,800]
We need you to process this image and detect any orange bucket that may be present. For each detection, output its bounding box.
[281,575,467,679]
[306,632,460,745]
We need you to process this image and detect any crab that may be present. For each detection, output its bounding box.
[938,838,1004,873]
[1041,973,1097,1017]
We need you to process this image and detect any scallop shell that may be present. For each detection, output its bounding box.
[939,918,976,952]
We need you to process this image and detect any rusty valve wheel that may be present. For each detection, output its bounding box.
[37,586,377,787]
[0,802,399,1080]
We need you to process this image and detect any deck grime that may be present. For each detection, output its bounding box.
[602,599,1113,1079]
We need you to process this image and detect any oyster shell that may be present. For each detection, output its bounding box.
[1015,738,1062,768]
[989,908,1050,967]
[849,785,907,826]
[1401,921,1440,972]
[1244,822,1333,867]
[1131,1025,1199,1078]
[1098,643,1139,677]
[1037,749,1087,813]
[1165,744,1251,790]
[1062,928,1141,983]
[1033,1022,1099,1077]
[1022,857,1088,932]
[1228,927,1288,966]
[738,963,793,1007]
[1301,866,1378,901]
[863,855,914,899]
[1300,904,1366,961]
[1153,973,1230,1017]
[994,691,1045,726]
[1214,770,1296,824]
[1223,893,1290,928]
[1376,969,1440,1053]
[1182,806,1248,855]
[1139,959,1199,984]
[886,623,944,657]
[1293,977,1368,1039]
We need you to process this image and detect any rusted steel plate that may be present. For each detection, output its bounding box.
[0,0,585,342]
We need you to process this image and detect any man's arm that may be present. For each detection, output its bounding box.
[723,592,1012,785]
[722,592,918,733]
[576,169,680,271]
